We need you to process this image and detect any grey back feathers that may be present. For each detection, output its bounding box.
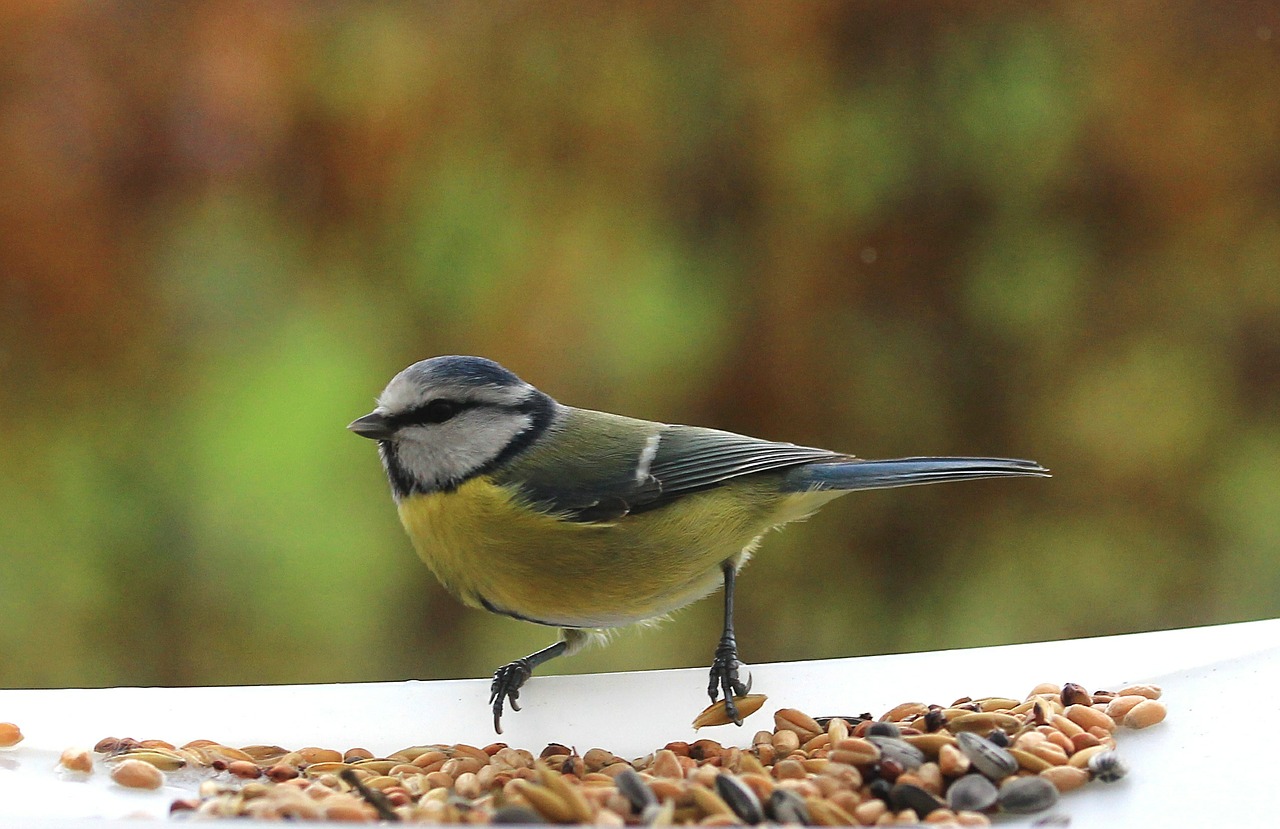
[496,417,847,523]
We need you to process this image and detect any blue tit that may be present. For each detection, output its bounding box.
[349,356,1049,732]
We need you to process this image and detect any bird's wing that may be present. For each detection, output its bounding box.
[498,412,842,523]
[643,425,843,502]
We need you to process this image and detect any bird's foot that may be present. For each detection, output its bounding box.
[489,658,533,734]
[707,636,752,725]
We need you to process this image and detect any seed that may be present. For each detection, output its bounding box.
[890,782,945,816]
[736,753,766,776]
[771,729,801,755]
[882,701,929,722]
[93,737,126,754]
[804,796,856,826]
[412,750,449,771]
[1088,750,1127,783]
[716,773,765,824]
[228,760,262,779]
[1064,704,1116,733]
[303,762,354,777]
[826,717,851,743]
[1027,741,1069,766]
[1060,683,1091,707]
[1105,694,1147,721]
[59,747,93,773]
[1117,684,1162,699]
[1007,748,1052,773]
[911,762,944,796]
[295,746,342,765]
[0,723,21,748]
[955,732,1018,780]
[693,694,768,729]
[1027,682,1060,697]
[442,756,486,777]
[866,721,902,738]
[924,807,961,824]
[1123,699,1167,729]
[1045,730,1075,756]
[939,743,970,777]
[766,788,810,824]
[973,698,1021,712]
[609,767,653,814]
[853,798,889,824]
[946,712,1021,736]
[828,736,880,766]
[946,773,997,813]
[997,775,1059,814]
[774,709,823,740]
[799,757,829,775]
[1067,744,1109,770]
[866,736,925,770]
[651,749,685,779]
[111,749,187,771]
[903,733,956,758]
[453,743,492,764]
[1040,765,1089,793]
[773,758,805,780]
[1049,713,1084,738]
[240,744,290,764]
[321,801,374,821]
[266,763,300,782]
[492,804,547,824]
[110,758,164,790]
[514,779,579,823]
[537,764,594,823]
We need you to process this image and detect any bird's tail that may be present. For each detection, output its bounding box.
[783,456,1050,492]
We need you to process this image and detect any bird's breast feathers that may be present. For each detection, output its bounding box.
[396,474,834,629]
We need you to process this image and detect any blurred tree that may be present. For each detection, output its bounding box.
[0,0,1277,691]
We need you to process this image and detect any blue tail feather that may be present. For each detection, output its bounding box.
[782,456,1050,492]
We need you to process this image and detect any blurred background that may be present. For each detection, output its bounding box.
[2,1,1278,692]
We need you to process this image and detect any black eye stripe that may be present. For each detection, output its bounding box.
[396,399,479,427]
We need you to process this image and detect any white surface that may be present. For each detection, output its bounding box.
[2,618,1277,825]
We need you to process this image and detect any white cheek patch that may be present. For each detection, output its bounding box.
[395,409,534,490]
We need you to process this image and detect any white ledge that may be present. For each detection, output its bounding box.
[2,617,1276,825]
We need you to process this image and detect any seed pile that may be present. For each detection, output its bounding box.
[75,681,1164,824]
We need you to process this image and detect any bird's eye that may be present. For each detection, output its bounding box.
[420,399,460,424]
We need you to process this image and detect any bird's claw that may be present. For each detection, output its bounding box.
[489,658,533,734]
[707,637,751,725]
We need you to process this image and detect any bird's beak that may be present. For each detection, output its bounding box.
[348,411,394,440]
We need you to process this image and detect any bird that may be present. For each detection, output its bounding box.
[348,355,1049,732]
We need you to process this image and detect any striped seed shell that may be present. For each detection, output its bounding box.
[946,773,997,813]
[955,733,1018,780]
[997,775,1059,814]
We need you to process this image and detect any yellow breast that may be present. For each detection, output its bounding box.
[397,476,835,628]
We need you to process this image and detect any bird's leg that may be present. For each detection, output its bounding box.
[707,560,752,725]
[489,638,569,734]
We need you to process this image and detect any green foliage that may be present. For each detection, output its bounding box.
[1,2,1277,691]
